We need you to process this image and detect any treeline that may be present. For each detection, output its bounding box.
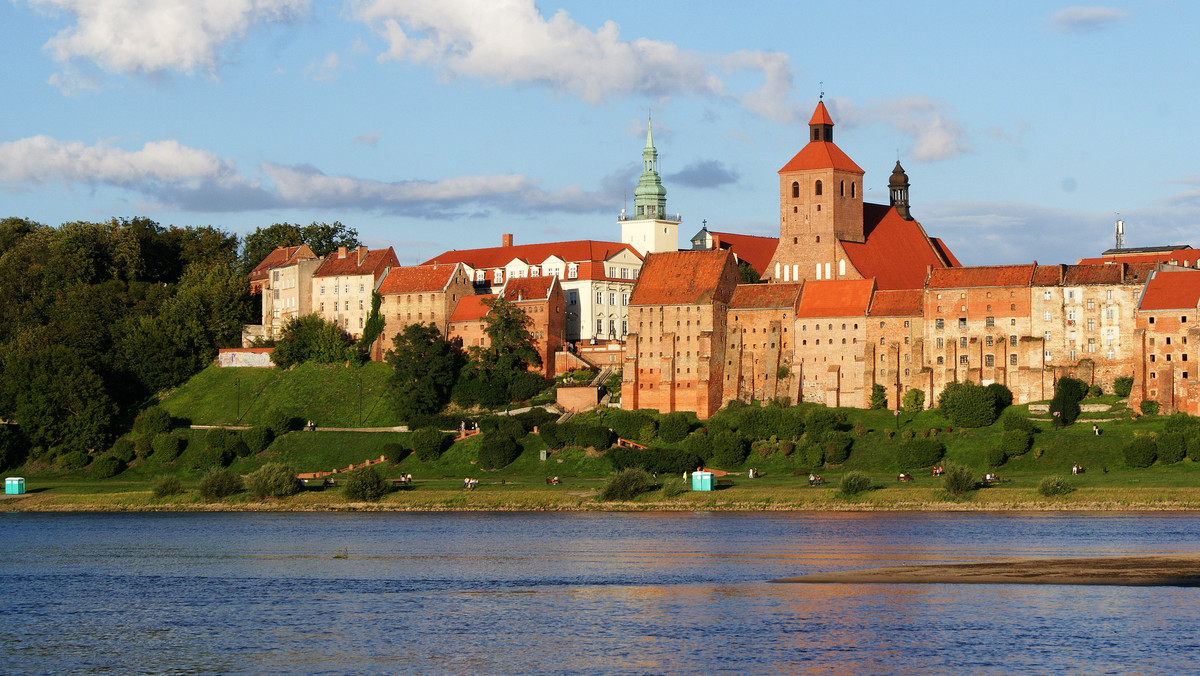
[0,216,360,468]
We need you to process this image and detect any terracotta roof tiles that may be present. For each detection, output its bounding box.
[730,283,803,309]
[779,142,864,174]
[709,231,779,276]
[314,247,398,280]
[247,244,317,281]
[796,279,876,318]
[630,250,737,306]
[1139,271,1200,311]
[500,276,557,302]
[926,264,1036,289]
[450,294,494,322]
[841,204,957,290]
[377,263,460,295]
[423,239,643,281]
[869,288,924,317]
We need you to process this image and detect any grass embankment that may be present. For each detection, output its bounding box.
[9,374,1200,511]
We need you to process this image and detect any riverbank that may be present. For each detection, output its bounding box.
[9,480,1200,512]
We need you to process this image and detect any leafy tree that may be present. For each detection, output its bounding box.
[271,314,353,368]
[600,468,653,501]
[246,463,302,498]
[658,413,692,443]
[387,323,464,420]
[240,221,358,274]
[1123,437,1157,468]
[939,381,1000,428]
[0,345,116,455]
[357,291,386,355]
[241,426,273,454]
[409,427,450,462]
[1050,377,1087,427]
[133,406,172,436]
[0,425,29,471]
[198,467,243,500]
[869,384,888,410]
[479,296,541,371]
[737,260,760,284]
[710,430,748,469]
[478,432,522,469]
[342,466,389,501]
[1113,376,1134,397]
[89,454,124,478]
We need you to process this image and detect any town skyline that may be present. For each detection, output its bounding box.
[3,1,1198,266]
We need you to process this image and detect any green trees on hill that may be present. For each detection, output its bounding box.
[387,324,463,419]
[239,221,359,275]
[271,314,354,369]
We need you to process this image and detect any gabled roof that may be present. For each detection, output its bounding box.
[247,244,317,282]
[796,279,875,318]
[730,282,803,310]
[449,294,495,322]
[930,238,962,267]
[841,204,957,290]
[423,240,643,277]
[630,249,736,306]
[926,264,1036,289]
[709,231,779,276]
[313,247,398,280]
[377,263,460,295]
[869,288,924,317]
[1139,271,1200,311]
[500,276,557,302]
[779,141,864,174]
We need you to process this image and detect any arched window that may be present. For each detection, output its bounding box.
[840,180,845,196]
[838,259,846,276]
[814,180,823,196]
[851,182,856,198]
[791,181,799,198]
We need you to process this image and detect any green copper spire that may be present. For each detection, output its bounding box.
[633,116,668,220]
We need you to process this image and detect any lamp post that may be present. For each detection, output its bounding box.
[235,377,240,422]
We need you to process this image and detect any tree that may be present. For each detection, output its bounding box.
[246,463,302,498]
[358,292,386,356]
[869,383,888,410]
[737,261,760,284]
[387,324,463,419]
[0,345,116,455]
[271,314,353,369]
[1050,377,1087,427]
[902,388,925,413]
[240,221,358,274]
[480,296,541,371]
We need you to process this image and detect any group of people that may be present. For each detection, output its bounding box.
[808,473,825,486]
[396,473,413,485]
[545,476,561,485]
[897,472,914,482]
[983,472,1001,483]
[462,477,479,490]
[304,420,317,431]
[748,468,762,479]
[931,466,945,477]
[1071,463,1085,475]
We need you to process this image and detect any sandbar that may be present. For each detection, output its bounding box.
[773,554,1200,587]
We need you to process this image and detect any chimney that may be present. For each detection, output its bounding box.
[337,246,347,259]
[358,245,368,260]
[711,233,721,249]
[502,234,514,247]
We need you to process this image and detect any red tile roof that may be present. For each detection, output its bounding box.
[869,288,924,317]
[930,238,961,267]
[730,282,803,309]
[247,244,317,281]
[709,231,779,276]
[1032,265,1064,286]
[926,264,1036,289]
[422,239,643,281]
[779,141,864,174]
[1125,262,1158,283]
[809,100,835,126]
[1139,271,1200,311]
[841,204,957,290]
[1062,264,1127,286]
[500,276,557,302]
[377,263,460,295]
[796,279,876,318]
[314,247,398,280]
[450,294,494,322]
[630,250,736,306]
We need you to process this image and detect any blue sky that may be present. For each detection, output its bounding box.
[2,1,1198,267]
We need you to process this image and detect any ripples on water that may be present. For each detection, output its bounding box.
[2,511,1199,674]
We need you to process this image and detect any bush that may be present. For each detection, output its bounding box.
[89,454,123,478]
[110,438,136,464]
[509,371,549,403]
[558,423,615,450]
[1140,400,1160,416]
[939,381,1000,428]
[152,475,182,498]
[1158,432,1186,465]
[1037,475,1074,497]
[1001,410,1034,433]
[1113,376,1134,398]
[985,447,1008,468]
[134,435,153,459]
[1123,437,1157,468]
[838,471,873,497]
[186,445,231,471]
[342,466,389,501]
[986,383,1014,412]
[245,462,302,498]
[133,406,172,436]
[599,468,652,501]
[264,408,294,437]
[802,444,824,468]
[804,408,845,440]
[778,440,795,457]
[660,477,688,498]
[198,467,243,500]
[822,431,853,465]
[709,430,748,469]
[869,384,888,410]
[56,450,90,470]
[151,433,183,461]
[241,426,273,455]
[410,427,450,462]
[943,464,976,497]
[683,430,713,462]
[895,439,945,469]
[607,447,702,475]
[1088,385,1102,397]
[383,442,408,464]
[658,413,692,443]
[478,433,523,470]
[902,388,925,413]
[853,421,868,437]
[1050,377,1087,427]
[999,429,1032,457]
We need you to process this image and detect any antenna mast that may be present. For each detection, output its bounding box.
[1114,213,1124,250]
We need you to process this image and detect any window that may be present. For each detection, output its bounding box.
[792,181,799,198]
[319,302,325,312]
[493,270,503,284]
[840,180,845,196]
[609,320,616,335]
[345,285,349,294]
[1044,311,1052,322]
[359,284,365,293]
[985,336,994,347]
[273,289,279,300]
[1107,289,1113,301]
[609,266,616,277]
[358,317,363,328]
[1087,299,1095,310]
[609,293,616,305]
[568,291,578,305]
[937,356,944,365]
[1087,318,1095,331]
[596,292,604,305]
[815,180,823,196]
[1150,317,1156,324]
[1069,350,1076,361]
[1067,310,1076,322]
[1010,335,1018,346]
[621,320,627,335]
[622,294,629,306]
[359,300,364,310]
[1044,350,1052,360]
[936,337,944,349]
[1043,290,1051,300]
[960,337,967,348]
[1088,338,1096,353]
[985,354,994,367]
[1044,331,1052,342]
[1107,349,1115,360]
[320,285,325,294]
[958,318,967,329]
[936,318,944,330]
[596,319,603,335]
[621,268,630,279]
[960,355,969,365]
[567,264,578,279]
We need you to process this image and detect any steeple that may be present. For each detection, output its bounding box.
[889,160,912,220]
[633,116,668,220]
[809,100,835,143]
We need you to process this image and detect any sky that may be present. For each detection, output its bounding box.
[2,0,1198,267]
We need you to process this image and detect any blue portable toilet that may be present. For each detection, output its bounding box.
[5,477,25,495]
[691,471,713,491]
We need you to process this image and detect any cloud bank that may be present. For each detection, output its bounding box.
[1048,6,1126,34]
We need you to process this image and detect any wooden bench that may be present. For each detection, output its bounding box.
[716,478,734,487]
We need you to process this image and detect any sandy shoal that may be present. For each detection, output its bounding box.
[773,554,1200,587]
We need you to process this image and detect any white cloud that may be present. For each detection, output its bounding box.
[1048,6,1125,34]
[306,52,342,81]
[0,134,617,216]
[831,96,972,162]
[25,0,309,74]
[353,0,796,118]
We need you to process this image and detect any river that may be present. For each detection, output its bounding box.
[2,511,1198,674]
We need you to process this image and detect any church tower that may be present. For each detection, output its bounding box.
[620,117,681,255]
[765,100,865,283]
[889,160,912,220]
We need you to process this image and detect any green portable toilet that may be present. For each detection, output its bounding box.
[5,477,25,495]
[691,471,713,491]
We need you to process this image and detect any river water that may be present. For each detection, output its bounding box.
[2,511,1199,674]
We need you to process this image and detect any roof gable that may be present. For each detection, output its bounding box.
[314,247,398,279]
[248,244,317,281]
[841,204,955,290]
[630,249,737,306]
[1140,271,1200,311]
[423,240,642,271]
[709,231,779,276]
[500,276,557,302]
